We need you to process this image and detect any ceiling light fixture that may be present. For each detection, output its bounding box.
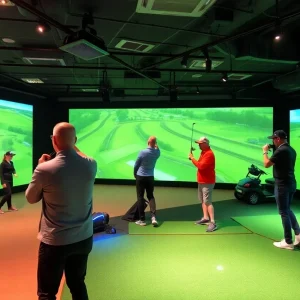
[21,78,44,84]
[36,21,51,34]
[274,18,282,41]
[0,0,14,5]
[221,73,228,82]
[196,86,200,94]
[2,38,15,44]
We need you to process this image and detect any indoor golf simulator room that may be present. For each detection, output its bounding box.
[1,1,300,300]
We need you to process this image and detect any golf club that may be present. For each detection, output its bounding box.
[189,122,196,160]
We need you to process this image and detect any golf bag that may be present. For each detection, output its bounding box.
[92,212,116,234]
[122,199,149,222]
[92,212,109,232]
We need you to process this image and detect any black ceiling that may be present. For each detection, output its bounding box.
[0,0,300,101]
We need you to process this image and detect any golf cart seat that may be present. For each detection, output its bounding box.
[265,178,275,185]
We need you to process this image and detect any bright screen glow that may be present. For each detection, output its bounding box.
[0,99,33,186]
[69,107,273,183]
[290,109,300,189]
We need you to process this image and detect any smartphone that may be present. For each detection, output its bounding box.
[268,144,275,150]
[49,152,56,160]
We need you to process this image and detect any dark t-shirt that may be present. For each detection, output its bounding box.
[269,143,296,185]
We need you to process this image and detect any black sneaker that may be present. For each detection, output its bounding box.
[195,218,210,225]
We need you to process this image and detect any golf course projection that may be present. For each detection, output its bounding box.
[290,109,300,188]
[0,99,33,186]
[69,107,273,183]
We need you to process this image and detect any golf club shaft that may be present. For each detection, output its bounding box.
[189,123,195,160]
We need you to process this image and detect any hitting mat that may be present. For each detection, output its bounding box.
[232,214,300,241]
[128,219,251,235]
[61,234,300,300]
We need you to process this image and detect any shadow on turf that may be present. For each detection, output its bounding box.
[94,198,300,239]
[146,198,281,222]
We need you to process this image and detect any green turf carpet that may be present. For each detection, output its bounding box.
[232,214,300,241]
[61,234,300,300]
[128,219,251,235]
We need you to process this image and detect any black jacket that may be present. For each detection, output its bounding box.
[0,160,16,184]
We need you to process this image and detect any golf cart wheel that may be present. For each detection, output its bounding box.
[246,192,260,205]
[234,191,243,200]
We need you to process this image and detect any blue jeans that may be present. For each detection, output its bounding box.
[274,183,300,244]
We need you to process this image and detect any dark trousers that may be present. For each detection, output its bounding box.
[275,183,300,244]
[136,175,156,221]
[0,181,12,209]
[37,236,93,300]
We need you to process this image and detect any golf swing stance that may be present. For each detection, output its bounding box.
[134,136,160,227]
[189,137,217,232]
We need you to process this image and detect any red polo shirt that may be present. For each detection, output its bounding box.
[191,148,215,184]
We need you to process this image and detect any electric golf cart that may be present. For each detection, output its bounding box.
[234,164,275,205]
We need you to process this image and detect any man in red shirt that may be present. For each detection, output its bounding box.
[189,137,217,232]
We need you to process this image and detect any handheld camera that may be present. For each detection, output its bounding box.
[268,144,275,151]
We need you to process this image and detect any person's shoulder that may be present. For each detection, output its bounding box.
[78,155,97,170]
[78,154,97,165]
[288,145,297,156]
[139,149,147,155]
[35,160,54,172]
[208,149,215,156]
[276,144,289,153]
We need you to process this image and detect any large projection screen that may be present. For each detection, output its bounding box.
[69,107,273,183]
[0,99,33,187]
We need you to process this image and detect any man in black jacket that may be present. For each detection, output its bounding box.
[263,130,300,250]
[0,151,18,214]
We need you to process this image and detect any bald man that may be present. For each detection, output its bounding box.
[25,122,97,300]
[134,136,160,227]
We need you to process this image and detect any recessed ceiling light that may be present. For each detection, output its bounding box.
[21,78,44,84]
[2,38,16,44]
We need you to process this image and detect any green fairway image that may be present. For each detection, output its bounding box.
[0,99,33,187]
[69,107,273,183]
[290,109,300,188]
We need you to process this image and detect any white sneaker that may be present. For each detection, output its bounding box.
[273,239,294,250]
[135,220,146,226]
[294,234,300,247]
[151,217,158,227]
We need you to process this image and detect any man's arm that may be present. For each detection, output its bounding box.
[263,153,274,168]
[262,145,275,168]
[191,153,213,170]
[155,145,160,158]
[25,167,44,204]
[134,151,143,177]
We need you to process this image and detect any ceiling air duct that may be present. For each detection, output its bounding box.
[59,30,109,61]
